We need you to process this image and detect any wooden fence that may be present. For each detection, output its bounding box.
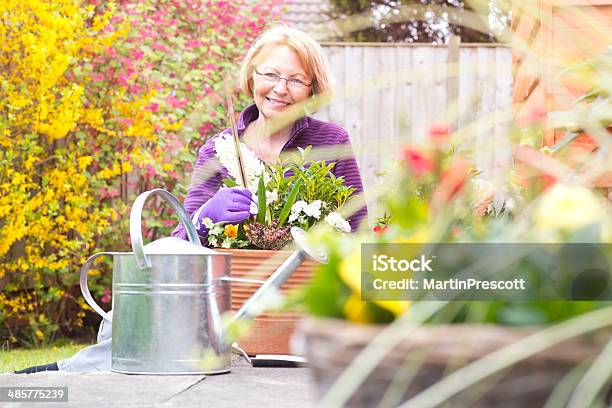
[512,0,612,145]
[316,42,513,219]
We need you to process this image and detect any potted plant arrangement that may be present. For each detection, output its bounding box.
[292,122,612,406]
[205,133,357,354]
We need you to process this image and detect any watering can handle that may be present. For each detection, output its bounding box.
[79,252,118,322]
[130,189,201,269]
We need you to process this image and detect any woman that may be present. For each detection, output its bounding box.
[172,25,367,240]
[16,25,366,374]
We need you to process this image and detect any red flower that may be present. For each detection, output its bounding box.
[402,148,435,177]
[428,124,450,143]
[373,225,389,235]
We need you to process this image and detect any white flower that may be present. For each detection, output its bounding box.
[325,212,351,233]
[303,200,322,219]
[266,189,278,205]
[221,237,232,248]
[201,217,214,229]
[288,200,307,223]
[291,200,307,214]
[214,133,268,189]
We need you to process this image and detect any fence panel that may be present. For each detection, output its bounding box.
[317,43,513,219]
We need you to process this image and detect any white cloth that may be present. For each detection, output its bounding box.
[57,311,112,372]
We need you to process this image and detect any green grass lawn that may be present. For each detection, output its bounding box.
[1,342,88,373]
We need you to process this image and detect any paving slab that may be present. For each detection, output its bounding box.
[1,359,316,407]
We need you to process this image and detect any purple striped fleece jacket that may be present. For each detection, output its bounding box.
[172,103,368,240]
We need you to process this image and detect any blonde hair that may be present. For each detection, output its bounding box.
[239,25,334,100]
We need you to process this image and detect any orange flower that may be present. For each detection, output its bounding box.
[224,224,238,239]
[433,158,470,204]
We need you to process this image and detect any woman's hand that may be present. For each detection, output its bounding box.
[197,187,253,229]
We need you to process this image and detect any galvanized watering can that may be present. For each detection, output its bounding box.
[80,189,327,375]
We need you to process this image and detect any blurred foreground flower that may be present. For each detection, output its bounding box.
[402,148,435,178]
[533,183,610,241]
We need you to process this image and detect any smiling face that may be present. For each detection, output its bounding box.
[252,44,312,120]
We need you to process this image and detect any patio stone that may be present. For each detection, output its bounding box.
[1,358,316,407]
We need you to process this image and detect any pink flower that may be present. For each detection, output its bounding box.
[130,84,141,95]
[402,148,435,178]
[165,95,188,109]
[152,42,170,53]
[186,40,202,48]
[146,165,158,177]
[131,49,144,60]
[101,288,111,304]
[162,219,176,227]
[428,124,450,144]
[90,73,105,82]
[100,187,120,199]
[147,103,160,112]
[106,47,118,58]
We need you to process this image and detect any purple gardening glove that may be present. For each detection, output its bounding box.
[196,187,253,234]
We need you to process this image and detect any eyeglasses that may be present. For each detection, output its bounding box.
[255,70,312,90]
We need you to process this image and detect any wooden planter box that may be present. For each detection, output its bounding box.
[217,248,317,356]
[294,317,611,407]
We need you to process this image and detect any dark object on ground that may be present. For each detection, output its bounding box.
[251,354,307,368]
[14,362,59,374]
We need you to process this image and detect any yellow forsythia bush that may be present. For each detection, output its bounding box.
[0,0,162,346]
[1,0,277,347]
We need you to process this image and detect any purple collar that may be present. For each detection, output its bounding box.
[236,104,310,145]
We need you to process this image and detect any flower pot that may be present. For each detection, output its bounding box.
[217,248,316,356]
[294,317,610,407]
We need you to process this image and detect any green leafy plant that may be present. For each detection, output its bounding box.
[205,146,356,249]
